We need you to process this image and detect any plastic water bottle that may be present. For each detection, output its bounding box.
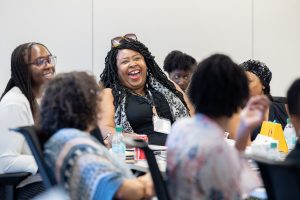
[284,118,296,150]
[112,125,126,160]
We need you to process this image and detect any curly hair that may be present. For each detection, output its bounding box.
[40,71,101,137]
[240,59,272,96]
[188,54,249,118]
[100,39,188,109]
[163,50,196,73]
[1,42,52,122]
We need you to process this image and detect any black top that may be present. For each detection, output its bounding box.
[251,102,288,141]
[286,142,300,165]
[126,90,173,146]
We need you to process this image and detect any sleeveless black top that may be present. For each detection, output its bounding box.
[251,102,288,141]
[126,90,173,145]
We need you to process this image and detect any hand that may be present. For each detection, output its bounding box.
[240,95,270,131]
[137,173,155,198]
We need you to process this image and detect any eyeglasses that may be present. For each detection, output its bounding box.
[27,55,57,67]
[111,33,137,48]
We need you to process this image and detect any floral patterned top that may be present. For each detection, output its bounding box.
[166,114,260,200]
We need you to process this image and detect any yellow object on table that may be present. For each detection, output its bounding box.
[259,121,288,153]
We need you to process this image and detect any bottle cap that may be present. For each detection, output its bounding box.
[270,142,277,149]
[115,125,123,132]
[287,118,291,124]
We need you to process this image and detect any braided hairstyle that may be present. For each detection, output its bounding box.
[100,39,188,109]
[0,42,52,122]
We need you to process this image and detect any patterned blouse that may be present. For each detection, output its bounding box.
[44,128,134,200]
[166,114,260,200]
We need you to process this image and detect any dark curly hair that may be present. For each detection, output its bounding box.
[188,54,249,118]
[40,71,101,137]
[100,38,188,109]
[240,59,272,97]
[1,42,52,122]
[163,50,196,73]
[287,78,300,116]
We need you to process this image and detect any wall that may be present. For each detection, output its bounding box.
[0,0,299,96]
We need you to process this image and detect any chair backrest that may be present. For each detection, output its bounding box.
[12,126,57,189]
[124,138,170,200]
[273,96,287,104]
[253,156,300,200]
[90,127,105,145]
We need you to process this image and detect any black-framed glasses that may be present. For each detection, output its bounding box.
[111,33,137,48]
[27,55,57,67]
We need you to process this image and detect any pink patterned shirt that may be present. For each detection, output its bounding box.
[166,114,260,200]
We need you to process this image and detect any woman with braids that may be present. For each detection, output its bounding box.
[99,33,192,146]
[0,42,56,174]
[41,72,153,200]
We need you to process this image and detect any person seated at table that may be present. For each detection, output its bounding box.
[0,42,56,174]
[163,50,197,91]
[40,71,154,200]
[285,78,300,163]
[228,60,288,141]
[167,54,269,200]
[99,33,192,146]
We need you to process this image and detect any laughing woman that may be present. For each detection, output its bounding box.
[99,34,192,146]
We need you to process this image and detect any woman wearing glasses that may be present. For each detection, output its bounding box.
[0,42,56,175]
[99,34,192,146]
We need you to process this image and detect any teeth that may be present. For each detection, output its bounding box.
[129,70,140,75]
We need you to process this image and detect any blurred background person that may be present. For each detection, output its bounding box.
[163,50,197,92]
[285,78,300,163]
[232,60,288,141]
[99,34,192,146]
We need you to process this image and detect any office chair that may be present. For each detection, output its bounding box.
[12,126,57,189]
[124,137,170,200]
[253,156,300,200]
[0,172,30,200]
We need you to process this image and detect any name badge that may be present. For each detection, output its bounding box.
[153,115,171,134]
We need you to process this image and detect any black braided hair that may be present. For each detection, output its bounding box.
[0,42,52,122]
[100,39,188,110]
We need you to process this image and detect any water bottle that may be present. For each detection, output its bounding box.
[112,125,126,160]
[284,118,296,150]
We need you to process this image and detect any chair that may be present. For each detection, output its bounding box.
[0,172,30,200]
[124,138,170,200]
[12,126,57,189]
[253,156,300,200]
[90,127,105,145]
[273,96,287,104]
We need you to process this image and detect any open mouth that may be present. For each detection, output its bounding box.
[128,69,141,80]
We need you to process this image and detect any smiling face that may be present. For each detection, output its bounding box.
[116,49,147,94]
[246,71,264,96]
[27,44,55,88]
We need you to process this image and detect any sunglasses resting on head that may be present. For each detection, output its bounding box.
[111,33,137,48]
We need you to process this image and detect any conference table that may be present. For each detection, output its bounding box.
[125,140,279,200]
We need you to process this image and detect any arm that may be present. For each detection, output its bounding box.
[98,88,116,142]
[171,80,195,115]
[116,173,154,200]
[235,95,270,151]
